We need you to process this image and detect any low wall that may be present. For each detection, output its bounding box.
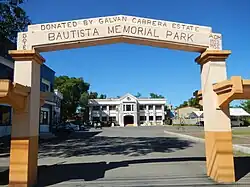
[140,121,163,126]
[173,118,201,125]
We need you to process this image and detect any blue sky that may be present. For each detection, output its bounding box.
[21,0,250,107]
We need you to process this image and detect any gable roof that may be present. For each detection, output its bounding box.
[189,108,250,117]
[192,111,204,117]
[230,108,250,116]
[119,93,137,101]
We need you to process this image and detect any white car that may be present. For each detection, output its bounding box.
[231,117,244,127]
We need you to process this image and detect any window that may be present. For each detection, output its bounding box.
[110,116,116,122]
[93,117,99,121]
[102,105,107,110]
[42,83,50,92]
[124,104,133,111]
[148,105,153,110]
[231,116,237,121]
[42,78,51,92]
[109,105,116,110]
[93,106,100,111]
[40,110,49,125]
[0,105,11,126]
[126,105,131,111]
[156,116,162,121]
[140,105,146,110]
[140,116,146,121]
[149,116,153,121]
[155,105,162,110]
[102,117,107,121]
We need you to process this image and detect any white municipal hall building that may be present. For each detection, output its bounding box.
[88,93,166,127]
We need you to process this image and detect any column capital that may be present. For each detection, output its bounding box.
[195,50,231,65]
[9,50,45,64]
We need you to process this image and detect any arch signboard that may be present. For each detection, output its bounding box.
[18,15,222,52]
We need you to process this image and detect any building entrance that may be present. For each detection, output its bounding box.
[124,115,134,126]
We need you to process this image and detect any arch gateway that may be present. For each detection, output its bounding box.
[0,15,250,186]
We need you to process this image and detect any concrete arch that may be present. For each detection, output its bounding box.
[1,14,243,186]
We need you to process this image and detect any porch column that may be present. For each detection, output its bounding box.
[146,105,149,122]
[8,50,44,187]
[134,103,138,126]
[107,105,109,122]
[196,50,235,183]
[162,105,165,125]
[153,105,156,124]
[89,106,92,121]
[99,106,102,121]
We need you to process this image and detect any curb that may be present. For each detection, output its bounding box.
[164,130,205,143]
[164,130,250,154]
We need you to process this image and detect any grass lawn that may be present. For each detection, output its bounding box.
[232,129,250,136]
[183,133,241,140]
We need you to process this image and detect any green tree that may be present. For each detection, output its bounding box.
[79,92,89,121]
[54,76,90,121]
[88,91,98,99]
[177,96,201,109]
[188,97,200,107]
[0,0,31,57]
[98,94,107,99]
[149,93,164,98]
[134,92,142,98]
[240,100,250,113]
[88,92,106,99]
[178,101,188,108]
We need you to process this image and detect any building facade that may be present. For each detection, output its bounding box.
[0,55,63,136]
[173,106,201,125]
[88,93,166,127]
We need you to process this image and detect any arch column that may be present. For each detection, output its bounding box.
[196,50,235,183]
[8,50,44,187]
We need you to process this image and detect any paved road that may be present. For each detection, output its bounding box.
[1,126,250,186]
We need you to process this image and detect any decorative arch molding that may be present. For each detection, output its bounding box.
[17,15,222,52]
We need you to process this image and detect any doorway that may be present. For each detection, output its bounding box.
[124,115,134,126]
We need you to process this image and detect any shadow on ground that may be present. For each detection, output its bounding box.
[0,131,102,157]
[0,130,194,158]
[0,157,207,186]
[38,132,194,158]
[234,157,250,181]
[1,157,250,186]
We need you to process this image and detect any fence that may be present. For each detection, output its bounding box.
[172,117,202,125]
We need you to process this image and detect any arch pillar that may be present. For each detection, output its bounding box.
[8,50,45,187]
[196,50,235,183]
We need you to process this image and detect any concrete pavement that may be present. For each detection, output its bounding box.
[1,126,250,186]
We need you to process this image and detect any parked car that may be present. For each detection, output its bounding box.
[94,121,102,129]
[65,120,80,131]
[231,117,244,127]
[52,123,75,138]
[79,124,90,131]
